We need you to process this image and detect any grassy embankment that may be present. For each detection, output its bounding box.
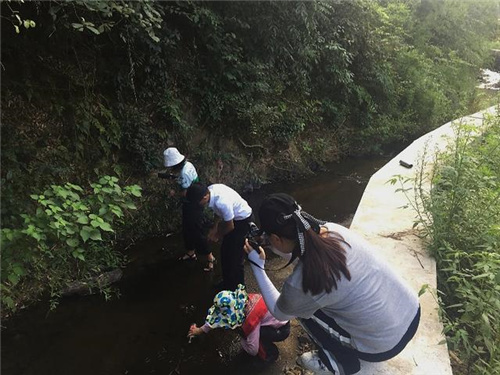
[411,113,500,375]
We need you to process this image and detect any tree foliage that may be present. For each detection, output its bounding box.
[1,0,499,313]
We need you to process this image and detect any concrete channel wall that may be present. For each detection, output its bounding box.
[350,106,497,375]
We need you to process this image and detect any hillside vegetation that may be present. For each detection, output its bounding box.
[1,0,498,314]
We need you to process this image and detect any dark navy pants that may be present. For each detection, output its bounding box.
[220,216,252,291]
[182,201,209,254]
[300,307,421,375]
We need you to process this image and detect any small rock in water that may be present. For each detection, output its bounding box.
[61,269,123,296]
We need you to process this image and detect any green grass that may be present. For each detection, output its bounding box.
[416,113,500,374]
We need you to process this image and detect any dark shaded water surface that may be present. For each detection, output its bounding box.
[1,156,390,375]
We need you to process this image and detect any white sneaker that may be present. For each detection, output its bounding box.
[297,350,335,374]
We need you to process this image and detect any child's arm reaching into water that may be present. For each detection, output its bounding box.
[187,323,212,341]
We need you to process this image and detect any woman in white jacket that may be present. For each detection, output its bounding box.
[244,193,420,375]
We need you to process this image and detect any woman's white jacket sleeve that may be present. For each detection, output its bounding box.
[247,250,295,322]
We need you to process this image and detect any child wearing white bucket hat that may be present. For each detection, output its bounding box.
[162,147,215,271]
[163,147,195,188]
[188,284,290,363]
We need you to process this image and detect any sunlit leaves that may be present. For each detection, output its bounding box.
[1,176,141,313]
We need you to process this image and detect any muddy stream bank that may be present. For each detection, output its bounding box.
[1,156,390,375]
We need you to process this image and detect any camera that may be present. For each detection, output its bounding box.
[247,222,262,253]
[157,171,177,180]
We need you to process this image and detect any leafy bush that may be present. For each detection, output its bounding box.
[1,176,142,313]
[407,117,500,374]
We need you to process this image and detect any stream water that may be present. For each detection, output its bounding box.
[1,156,390,375]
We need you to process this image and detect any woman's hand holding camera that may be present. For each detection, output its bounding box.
[244,239,266,260]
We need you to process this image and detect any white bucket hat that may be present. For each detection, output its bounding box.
[163,147,185,167]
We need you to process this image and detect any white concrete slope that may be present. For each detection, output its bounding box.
[350,105,498,375]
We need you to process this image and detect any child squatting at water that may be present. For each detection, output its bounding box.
[187,284,290,363]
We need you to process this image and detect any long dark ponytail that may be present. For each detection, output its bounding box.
[275,221,351,295]
[258,193,351,296]
[301,228,351,295]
